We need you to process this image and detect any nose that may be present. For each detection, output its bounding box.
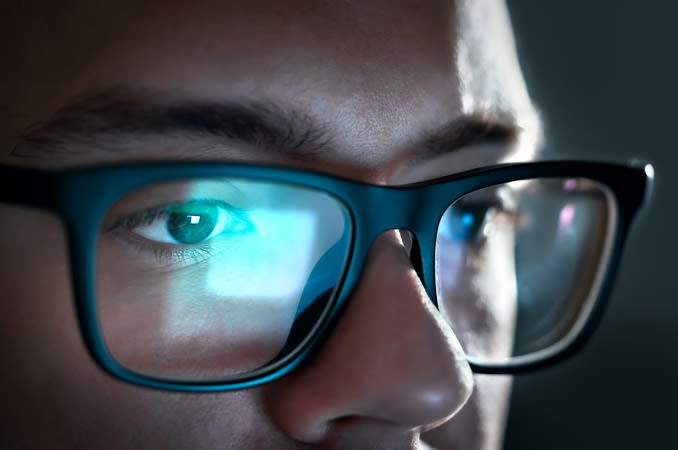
[260,230,474,444]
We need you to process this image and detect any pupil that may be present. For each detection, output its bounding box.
[167,204,218,244]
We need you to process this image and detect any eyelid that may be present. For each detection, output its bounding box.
[100,179,247,228]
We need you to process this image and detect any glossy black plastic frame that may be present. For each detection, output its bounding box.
[0,160,653,391]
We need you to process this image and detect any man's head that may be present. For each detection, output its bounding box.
[1,1,541,449]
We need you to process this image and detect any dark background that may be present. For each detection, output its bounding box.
[503,1,677,448]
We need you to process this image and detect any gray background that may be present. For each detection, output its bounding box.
[503,1,677,448]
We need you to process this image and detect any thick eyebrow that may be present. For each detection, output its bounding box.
[15,88,333,159]
[13,88,524,162]
[419,111,522,160]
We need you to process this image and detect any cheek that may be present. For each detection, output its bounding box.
[0,206,94,443]
[97,242,298,378]
[437,222,518,362]
[0,206,275,449]
[0,207,78,383]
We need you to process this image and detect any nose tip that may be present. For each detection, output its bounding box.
[261,230,474,443]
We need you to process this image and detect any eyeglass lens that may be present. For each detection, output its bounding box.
[95,178,351,381]
[435,177,614,365]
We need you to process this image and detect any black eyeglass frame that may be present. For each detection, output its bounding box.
[0,160,653,392]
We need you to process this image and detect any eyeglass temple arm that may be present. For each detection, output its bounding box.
[0,164,63,211]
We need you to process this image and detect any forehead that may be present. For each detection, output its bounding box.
[2,0,537,175]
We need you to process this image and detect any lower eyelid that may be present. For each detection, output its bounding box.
[105,225,218,267]
[157,245,216,265]
[105,206,257,271]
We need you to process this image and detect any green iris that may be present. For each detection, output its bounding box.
[166,203,219,244]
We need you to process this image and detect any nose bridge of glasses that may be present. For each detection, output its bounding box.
[354,184,435,233]
[349,185,440,303]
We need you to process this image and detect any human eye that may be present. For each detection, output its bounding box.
[439,200,498,243]
[105,199,255,264]
[439,186,519,245]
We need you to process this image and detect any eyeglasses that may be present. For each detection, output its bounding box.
[0,160,653,391]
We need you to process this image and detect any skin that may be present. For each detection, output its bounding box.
[0,0,541,449]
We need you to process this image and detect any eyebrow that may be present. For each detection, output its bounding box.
[418,110,521,160]
[15,88,333,160]
[13,88,522,162]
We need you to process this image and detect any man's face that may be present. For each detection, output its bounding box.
[0,1,540,449]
